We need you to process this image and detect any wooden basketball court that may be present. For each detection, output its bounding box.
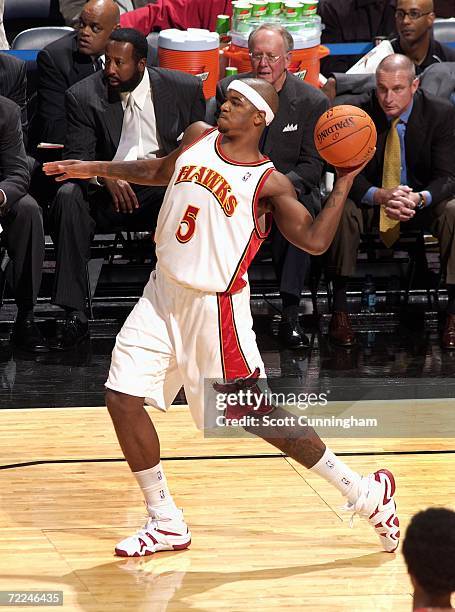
[1,402,454,611]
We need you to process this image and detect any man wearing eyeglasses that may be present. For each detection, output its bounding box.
[323,0,455,106]
[393,0,455,70]
[216,24,329,350]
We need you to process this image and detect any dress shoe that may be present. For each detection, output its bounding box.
[52,315,89,351]
[328,311,356,347]
[10,319,49,353]
[278,317,310,349]
[441,313,455,350]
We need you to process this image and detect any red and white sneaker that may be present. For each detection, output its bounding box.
[343,468,400,553]
[115,509,191,557]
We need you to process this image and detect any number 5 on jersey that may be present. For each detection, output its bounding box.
[176,205,200,243]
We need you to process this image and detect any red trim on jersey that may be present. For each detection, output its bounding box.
[225,230,255,293]
[252,167,275,239]
[217,293,252,379]
[179,127,217,158]
[225,167,274,293]
[215,133,271,167]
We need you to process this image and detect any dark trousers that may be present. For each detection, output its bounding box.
[49,181,165,311]
[326,197,455,284]
[1,194,44,307]
[271,223,310,299]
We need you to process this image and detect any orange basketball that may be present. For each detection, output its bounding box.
[314,105,377,168]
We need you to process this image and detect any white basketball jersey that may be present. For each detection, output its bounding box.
[155,128,275,293]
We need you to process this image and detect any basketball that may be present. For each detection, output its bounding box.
[314,105,377,168]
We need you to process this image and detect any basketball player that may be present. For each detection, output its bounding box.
[44,78,400,557]
[403,508,455,611]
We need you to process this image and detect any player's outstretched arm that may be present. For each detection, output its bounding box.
[43,122,211,185]
[262,159,372,255]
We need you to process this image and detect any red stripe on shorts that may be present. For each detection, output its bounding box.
[217,293,252,380]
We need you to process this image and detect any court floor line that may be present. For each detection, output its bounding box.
[1,448,455,471]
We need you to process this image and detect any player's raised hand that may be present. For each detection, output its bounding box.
[43,160,96,181]
[335,147,376,180]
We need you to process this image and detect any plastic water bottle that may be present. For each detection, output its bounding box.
[361,274,377,312]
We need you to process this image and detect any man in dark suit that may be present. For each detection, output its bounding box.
[326,54,455,350]
[0,53,27,138]
[49,28,205,350]
[0,96,46,353]
[35,0,120,147]
[216,24,329,349]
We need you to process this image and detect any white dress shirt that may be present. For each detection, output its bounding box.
[118,69,162,160]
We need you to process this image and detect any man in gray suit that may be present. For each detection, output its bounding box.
[217,24,329,349]
[50,28,205,350]
[0,96,46,353]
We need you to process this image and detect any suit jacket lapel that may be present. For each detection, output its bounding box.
[148,68,177,145]
[101,78,124,152]
[403,92,421,170]
[264,72,297,156]
[71,34,95,80]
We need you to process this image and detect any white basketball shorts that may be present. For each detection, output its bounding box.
[105,267,265,429]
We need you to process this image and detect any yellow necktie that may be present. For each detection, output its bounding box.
[380,117,401,247]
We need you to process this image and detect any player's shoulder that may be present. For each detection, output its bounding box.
[181,122,216,147]
[260,168,293,197]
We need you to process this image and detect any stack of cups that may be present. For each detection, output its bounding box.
[232,2,253,32]
[230,1,320,33]
[283,1,319,19]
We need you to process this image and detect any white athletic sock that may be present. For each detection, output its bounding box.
[133,462,181,519]
[310,447,362,503]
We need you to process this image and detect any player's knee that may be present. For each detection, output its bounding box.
[105,388,142,419]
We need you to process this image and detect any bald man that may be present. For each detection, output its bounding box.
[44,79,399,560]
[35,0,120,147]
[325,54,455,350]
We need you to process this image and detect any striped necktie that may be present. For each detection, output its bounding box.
[93,56,103,72]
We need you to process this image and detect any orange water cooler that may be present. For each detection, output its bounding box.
[158,28,220,99]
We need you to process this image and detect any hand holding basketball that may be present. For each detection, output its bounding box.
[314,105,377,169]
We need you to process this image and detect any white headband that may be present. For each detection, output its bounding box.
[227,80,275,126]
